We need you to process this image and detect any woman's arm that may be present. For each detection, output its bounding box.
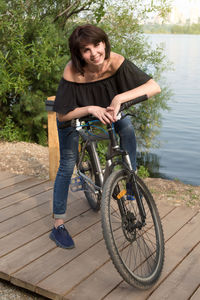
[117,79,161,101]
[107,79,161,121]
[57,105,115,125]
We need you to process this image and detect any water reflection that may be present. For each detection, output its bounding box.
[137,152,169,180]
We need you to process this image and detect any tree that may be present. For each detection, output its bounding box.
[0,0,105,144]
[0,0,172,148]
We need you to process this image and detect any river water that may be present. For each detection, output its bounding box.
[144,34,200,186]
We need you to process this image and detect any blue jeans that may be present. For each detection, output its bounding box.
[53,116,136,219]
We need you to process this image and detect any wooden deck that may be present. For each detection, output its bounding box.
[0,170,199,300]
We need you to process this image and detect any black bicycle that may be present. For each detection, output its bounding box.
[63,96,165,289]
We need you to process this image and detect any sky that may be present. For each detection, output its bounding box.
[173,0,200,18]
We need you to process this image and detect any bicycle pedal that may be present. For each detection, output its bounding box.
[70,176,84,192]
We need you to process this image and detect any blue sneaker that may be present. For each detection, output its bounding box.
[126,183,136,201]
[49,224,75,249]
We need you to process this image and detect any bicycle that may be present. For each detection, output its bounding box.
[58,95,165,289]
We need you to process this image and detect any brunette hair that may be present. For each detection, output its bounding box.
[68,24,111,75]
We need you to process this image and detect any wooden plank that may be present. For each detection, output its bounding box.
[148,243,200,300]
[0,177,48,199]
[0,189,52,223]
[10,218,102,289]
[64,259,121,300]
[0,174,31,189]
[0,209,100,282]
[64,206,197,300]
[101,212,200,300]
[46,96,58,182]
[35,238,109,299]
[0,180,52,210]
[0,197,51,239]
[0,215,51,259]
[160,204,196,240]
[0,195,88,258]
[0,207,99,274]
[190,286,200,300]
[47,108,59,181]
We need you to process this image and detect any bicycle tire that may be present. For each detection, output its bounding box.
[78,149,101,211]
[101,169,165,289]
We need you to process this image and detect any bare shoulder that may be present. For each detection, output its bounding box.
[110,52,125,71]
[63,61,77,81]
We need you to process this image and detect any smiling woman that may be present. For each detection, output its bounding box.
[50,23,161,249]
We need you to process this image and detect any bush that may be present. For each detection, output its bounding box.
[0,115,22,142]
[137,165,150,178]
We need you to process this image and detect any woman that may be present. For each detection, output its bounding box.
[49,24,161,249]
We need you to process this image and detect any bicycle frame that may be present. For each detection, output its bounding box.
[76,120,146,223]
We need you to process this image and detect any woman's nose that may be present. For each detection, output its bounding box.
[90,47,97,56]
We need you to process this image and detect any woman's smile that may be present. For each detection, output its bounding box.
[91,55,102,63]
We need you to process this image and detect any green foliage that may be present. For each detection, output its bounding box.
[0,115,22,142]
[137,165,150,178]
[96,140,108,166]
[171,23,200,34]
[143,23,200,35]
[143,24,173,34]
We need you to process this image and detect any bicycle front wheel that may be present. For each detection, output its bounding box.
[101,169,164,289]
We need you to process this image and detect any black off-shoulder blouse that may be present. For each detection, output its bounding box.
[53,59,152,115]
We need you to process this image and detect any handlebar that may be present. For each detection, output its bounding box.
[54,94,148,129]
[119,94,148,112]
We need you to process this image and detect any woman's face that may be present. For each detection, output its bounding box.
[80,41,106,67]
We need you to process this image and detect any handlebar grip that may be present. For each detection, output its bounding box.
[119,94,148,112]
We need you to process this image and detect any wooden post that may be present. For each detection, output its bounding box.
[46,96,60,181]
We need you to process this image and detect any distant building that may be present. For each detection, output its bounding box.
[145,0,200,25]
[168,0,200,24]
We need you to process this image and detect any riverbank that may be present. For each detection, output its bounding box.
[143,24,200,34]
[0,141,199,210]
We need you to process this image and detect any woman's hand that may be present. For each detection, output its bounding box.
[106,96,121,122]
[88,106,115,124]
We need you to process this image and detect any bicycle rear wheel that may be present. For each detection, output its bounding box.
[78,148,101,211]
[101,169,164,289]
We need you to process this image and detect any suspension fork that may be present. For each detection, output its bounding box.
[130,172,146,223]
[113,153,146,224]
